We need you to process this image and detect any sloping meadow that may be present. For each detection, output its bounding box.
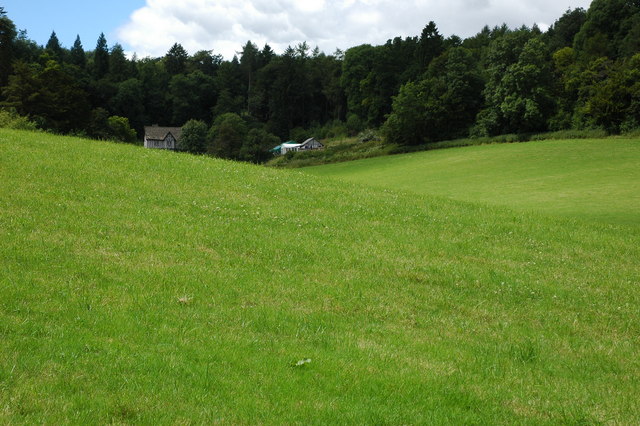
[305,138,640,226]
[1,130,639,423]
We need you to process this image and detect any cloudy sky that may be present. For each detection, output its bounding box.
[6,0,592,59]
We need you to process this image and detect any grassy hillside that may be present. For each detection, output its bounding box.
[305,138,640,226]
[1,129,639,423]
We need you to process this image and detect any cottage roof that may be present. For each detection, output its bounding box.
[144,126,182,141]
[301,137,323,147]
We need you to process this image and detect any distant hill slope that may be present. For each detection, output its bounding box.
[1,130,639,423]
[305,138,640,226]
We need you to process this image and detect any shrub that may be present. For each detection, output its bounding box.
[346,114,364,135]
[239,128,280,163]
[207,113,248,159]
[106,116,137,143]
[620,118,640,135]
[0,108,38,131]
[180,119,208,154]
[358,129,380,143]
[530,129,608,140]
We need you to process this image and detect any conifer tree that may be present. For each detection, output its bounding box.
[94,32,109,78]
[45,31,63,62]
[109,43,130,82]
[416,21,444,70]
[69,35,86,68]
[0,7,17,87]
[164,43,188,75]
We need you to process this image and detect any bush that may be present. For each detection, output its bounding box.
[620,127,640,137]
[346,114,364,135]
[239,128,280,163]
[529,129,608,141]
[180,119,208,153]
[0,108,38,131]
[358,129,380,143]
[106,116,137,143]
[207,113,248,159]
[620,118,640,135]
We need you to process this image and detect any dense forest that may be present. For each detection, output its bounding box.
[0,0,639,162]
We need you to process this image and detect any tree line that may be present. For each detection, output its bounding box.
[0,0,638,162]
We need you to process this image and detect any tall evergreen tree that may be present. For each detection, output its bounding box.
[240,41,259,113]
[109,43,131,82]
[416,21,444,70]
[164,43,188,75]
[0,7,17,87]
[93,33,109,79]
[69,35,86,68]
[45,31,63,62]
[258,44,275,67]
[2,60,40,114]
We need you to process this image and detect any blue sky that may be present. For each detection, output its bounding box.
[3,0,592,59]
[3,0,145,49]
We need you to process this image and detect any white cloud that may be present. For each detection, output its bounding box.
[117,0,592,59]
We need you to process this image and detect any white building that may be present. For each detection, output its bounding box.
[272,138,324,155]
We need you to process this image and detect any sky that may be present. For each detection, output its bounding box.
[4,0,592,59]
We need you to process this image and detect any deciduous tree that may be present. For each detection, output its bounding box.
[179,119,208,153]
[207,113,247,159]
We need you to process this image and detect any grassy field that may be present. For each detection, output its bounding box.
[1,129,639,423]
[305,138,640,226]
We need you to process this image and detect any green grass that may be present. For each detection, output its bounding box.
[305,138,640,226]
[1,129,639,423]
